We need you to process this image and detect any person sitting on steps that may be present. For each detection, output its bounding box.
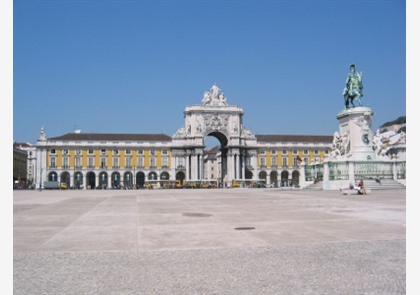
[356,179,367,195]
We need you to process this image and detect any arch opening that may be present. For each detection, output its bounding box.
[204,131,228,185]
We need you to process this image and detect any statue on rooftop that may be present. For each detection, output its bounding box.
[342,64,363,108]
[202,84,228,106]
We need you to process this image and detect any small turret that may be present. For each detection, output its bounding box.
[37,126,47,142]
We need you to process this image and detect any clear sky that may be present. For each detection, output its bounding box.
[13,0,406,144]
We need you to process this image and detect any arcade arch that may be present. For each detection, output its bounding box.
[148,171,157,181]
[258,171,267,181]
[74,171,83,188]
[136,172,145,188]
[292,170,300,187]
[281,170,289,187]
[270,170,278,187]
[99,171,108,189]
[123,171,133,188]
[60,171,70,187]
[111,172,121,189]
[48,171,58,182]
[176,171,185,183]
[87,171,96,189]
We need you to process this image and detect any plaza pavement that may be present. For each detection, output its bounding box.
[14,188,406,294]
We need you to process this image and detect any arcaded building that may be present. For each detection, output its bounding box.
[33,85,333,189]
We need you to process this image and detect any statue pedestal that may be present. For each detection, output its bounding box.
[336,106,376,161]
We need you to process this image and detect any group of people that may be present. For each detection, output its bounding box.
[341,179,367,195]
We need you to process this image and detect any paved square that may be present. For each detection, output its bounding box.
[14,188,405,294]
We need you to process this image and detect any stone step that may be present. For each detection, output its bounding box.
[302,179,405,191]
[361,179,406,190]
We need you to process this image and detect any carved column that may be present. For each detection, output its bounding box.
[191,153,197,181]
[235,153,240,179]
[228,153,233,180]
[241,153,246,180]
[186,153,190,180]
[83,174,87,190]
[251,155,258,180]
[199,153,204,180]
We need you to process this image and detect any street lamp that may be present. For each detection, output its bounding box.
[133,164,136,189]
[39,167,43,191]
[28,157,37,189]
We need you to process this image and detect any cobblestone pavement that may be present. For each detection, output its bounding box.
[13,188,406,294]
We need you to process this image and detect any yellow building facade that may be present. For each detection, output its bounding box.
[35,128,332,189]
[33,85,333,189]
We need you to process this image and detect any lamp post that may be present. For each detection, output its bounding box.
[38,147,43,191]
[28,157,37,189]
[133,164,136,189]
[39,167,43,191]
[73,157,76,189]
[129,155,136,189]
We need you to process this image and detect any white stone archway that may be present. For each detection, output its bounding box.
[171,84,258,183]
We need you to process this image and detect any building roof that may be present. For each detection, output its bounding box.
[255,134,333,143]
[48,133,172,142]
[14,142,33,148]
[46,132,333,144]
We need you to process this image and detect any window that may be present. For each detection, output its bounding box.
[138,149,144,154]
[245,157,251,167]
[271,156,277,166]
[88,157,94,168]
[113,150,119,155]
[177,157,185,168]
[76,149,81,155]
[162,149,168,155]
[294,157,298,167]
[283,150,287,154]
[125,156,131,168]
[126,149,131,154]
[138,157,144,168]
[162,157,168,168]
[113,157,119,168]
[101,149,106,154]
[304,150,308,155]
[50,149,56,154]
[293,150,298,154]
[150,156,156,167]
[63,157,69,168]
[314,150,319,155]
[282,157,287,167]
[271,150,276,154]
[50,157,56,168]
[150,150,155,155]
[101,157,107,169]
[259,149,266,155]
[88,149,94,154]
[63,149,69,155]
[75,157,81,169]
[260,157,266,167]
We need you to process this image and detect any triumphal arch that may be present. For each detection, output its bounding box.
[171,84,258,183]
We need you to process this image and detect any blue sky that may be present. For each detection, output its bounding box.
[13,0,406,144]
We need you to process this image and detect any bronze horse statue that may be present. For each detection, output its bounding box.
[342,64,363,108]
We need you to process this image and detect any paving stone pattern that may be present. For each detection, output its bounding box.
[14,188,406,294]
